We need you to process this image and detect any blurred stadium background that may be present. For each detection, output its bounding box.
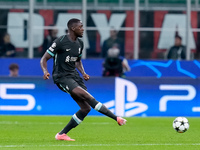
[0,0,199,59]
[0,0,200,117]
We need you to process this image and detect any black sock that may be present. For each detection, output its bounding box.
[96,103,117,121]
[75,109,88,120]
[59,110,88,134]
[88,98,117,121]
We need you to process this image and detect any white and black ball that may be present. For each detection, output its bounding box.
[173,117,189,133]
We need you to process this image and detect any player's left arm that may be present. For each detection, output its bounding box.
[75,59,90,81]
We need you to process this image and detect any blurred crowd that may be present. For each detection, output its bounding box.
[0,26,199,77]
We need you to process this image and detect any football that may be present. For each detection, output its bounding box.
[173,117,189,133]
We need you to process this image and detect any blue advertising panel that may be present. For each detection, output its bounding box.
[1,58,200,78]
[0,77,200,117]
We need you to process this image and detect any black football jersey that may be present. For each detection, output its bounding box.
[47,34,83,82]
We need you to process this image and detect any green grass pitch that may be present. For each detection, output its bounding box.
[0,116,200,150]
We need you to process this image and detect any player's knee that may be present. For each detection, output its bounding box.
[81,105,91,113]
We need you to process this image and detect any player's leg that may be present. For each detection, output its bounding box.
[59,97,91,135]
[71,86,126,125]
[55,97,91,141]
[72,76,118,121]
[55,80,91,141]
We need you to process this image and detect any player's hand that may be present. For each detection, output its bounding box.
[43,72,50,80]
[83,73,90,81]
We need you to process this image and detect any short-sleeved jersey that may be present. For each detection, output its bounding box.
[47,34,84,83]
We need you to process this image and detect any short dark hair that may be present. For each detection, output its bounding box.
[175,35,182,40]
[9,63,19,70]
[3,32,9,37]
[67,18,81,29]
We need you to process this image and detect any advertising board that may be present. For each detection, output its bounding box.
[0,77,199,117]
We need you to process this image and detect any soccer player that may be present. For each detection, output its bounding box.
[40,18,127,141]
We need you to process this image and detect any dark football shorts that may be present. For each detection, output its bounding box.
[56,75,87,94]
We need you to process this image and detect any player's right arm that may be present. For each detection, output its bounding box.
[40,36,62,80]
[40,52,52,80]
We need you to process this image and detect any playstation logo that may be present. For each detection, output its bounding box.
[104,77,148,117]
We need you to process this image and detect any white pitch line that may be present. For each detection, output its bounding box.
[0,121,112,125]
[0,143,200,148]
[0,121,64,125]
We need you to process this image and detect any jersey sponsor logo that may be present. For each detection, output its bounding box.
[49,47,54,52]
[51,42,56,48]
[71,57,78,61]
[65,56,78,62]
[65,56,70,62]
[66,48,71,51]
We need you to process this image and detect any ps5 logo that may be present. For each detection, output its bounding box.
[104,77,148,117]
[0,84,36,111]
[159,85,196,112]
